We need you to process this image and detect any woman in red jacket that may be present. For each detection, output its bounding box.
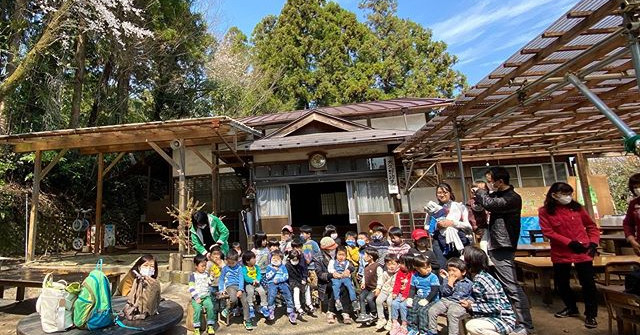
[538,182,600,329]
[623,173,640,256]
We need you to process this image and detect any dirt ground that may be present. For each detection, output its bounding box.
[0,278,620,335]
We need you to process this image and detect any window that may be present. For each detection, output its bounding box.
[320,192,349,215]
[471,163,567,188]
[519,165,545,187]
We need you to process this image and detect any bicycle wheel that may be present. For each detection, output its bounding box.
[72,219,84,231]
[72,238,84,250]
[81,218,90,231]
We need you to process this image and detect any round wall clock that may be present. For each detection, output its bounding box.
[309,153,327,169]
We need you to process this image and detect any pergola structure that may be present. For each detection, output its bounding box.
[0,116,261,261]
[395,0,640,217]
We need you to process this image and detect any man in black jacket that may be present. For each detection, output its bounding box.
[473,166,533,334]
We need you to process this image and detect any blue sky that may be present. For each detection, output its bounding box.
[197,0,578,86]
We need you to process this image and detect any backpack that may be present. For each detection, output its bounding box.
[36,274,81,333]
[119,275,161,320]
[625,269,640,296]
[73,259,114,330]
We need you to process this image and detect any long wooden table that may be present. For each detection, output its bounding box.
[16,296,183,335]
[515,255,640,305]
[0,268,123,301]
[598,284,640,335]
[515,242,551,257]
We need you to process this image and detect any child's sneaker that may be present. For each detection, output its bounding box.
[288,312,297,324]
[220,308,229,320]
[375,318,387,329]
[335,300,343,311]
[305,304,315,315]
[259,306,270,318]
[244,320,254,330]
[407,328,419,335]
[355,313,372,323]
[384,320,393,331]
[194,329,201,335]
[207,325,215,334]
[296,307,306,316]
[268,308,275,321]
[326,311,336,324]
[352,300,360,312]
[342,313,352,324]
[249,307,255,319]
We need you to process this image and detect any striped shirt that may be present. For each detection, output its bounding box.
[387,242,411,259]
[470,271,516,334]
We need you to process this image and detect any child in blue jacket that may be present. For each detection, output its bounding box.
[219,250,252,330]
[264,249,296,323]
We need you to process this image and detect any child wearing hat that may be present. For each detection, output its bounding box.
[280,225,293,254]
[408,229,440,278]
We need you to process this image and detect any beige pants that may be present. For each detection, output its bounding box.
[465,319,501,335]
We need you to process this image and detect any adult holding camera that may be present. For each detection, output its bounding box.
[472,167,533,334]
[191,210,230,257]
[623,173,640,256]
[538,182,600,329]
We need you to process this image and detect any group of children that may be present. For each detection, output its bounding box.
[188,223,518,335]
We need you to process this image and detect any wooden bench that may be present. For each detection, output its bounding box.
[16,296,183,335]
[0,268,122,301]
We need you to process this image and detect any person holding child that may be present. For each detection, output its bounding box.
[406,254,440,335]
[461,246,517,335]
[189,254,216,335]
[427,258,473,335]
[538,182,600,329]
[264,249,296,324]
[316,236,355,324]
[328,246,360,313]
[218,250,252,330]
[355,247,382,323]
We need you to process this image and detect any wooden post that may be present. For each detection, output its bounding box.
[211,144,219,214]
[177,141,186,254]
[95,152,104,254]
[436,162,444,183]
[575,153,595,219]
[26,150,42,262]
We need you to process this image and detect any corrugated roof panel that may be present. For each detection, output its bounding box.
[566,33,610,46]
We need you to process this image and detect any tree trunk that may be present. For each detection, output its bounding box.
[88,56,113,127]
[0,0,74,101]
[0,0,29,134]
[69,29,86,129]
[116,66,129,124]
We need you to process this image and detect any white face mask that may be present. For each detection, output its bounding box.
[330,233,338,240]
[290,260,299,265]
[555,195,572,205]
[140,267,155,277]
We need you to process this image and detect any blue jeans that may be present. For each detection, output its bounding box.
[331,277,356,302]
[267,282,294,312]
[391,296,408,322]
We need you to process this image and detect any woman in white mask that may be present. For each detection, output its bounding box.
[115,254,158,296]
[623,173,640,256]
[538,182,600,329]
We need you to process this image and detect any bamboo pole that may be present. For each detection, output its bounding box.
[576,153,595,219]
[95,153,104,254]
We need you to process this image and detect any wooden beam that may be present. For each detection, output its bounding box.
[95,153,104,254]
[215,130,246,166]
[26,151,41,262]
[103,152,125,177]
[575,153,595,218]
[176,142,186,254]
[542,27,619,38]
[211,144,219,214]
[147,141,181,172]
[38,148,68,182]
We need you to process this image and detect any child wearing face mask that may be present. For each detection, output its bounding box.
[356,232,370,281]
[369,222,390,267]
[344,231,360,292]
[286,249,315,316]
[265,250,297,324]
[328,246,360,313]
[538,182,600,329]
[324,225,342,247]
[387,227,411,259]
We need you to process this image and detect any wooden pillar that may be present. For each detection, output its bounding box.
[211,144,219,214]
[576,153,595,219]
[436,162,444,183]
[95,153,104,254]
[26,151,42,262]
[177,141,186,254]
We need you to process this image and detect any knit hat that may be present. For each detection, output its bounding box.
[411,229,429,241]
[320,237,338,250]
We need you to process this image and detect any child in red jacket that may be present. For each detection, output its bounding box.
[390,254,414,335]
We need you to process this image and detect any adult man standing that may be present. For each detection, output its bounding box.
[190,210,230,257]
[473,166,533,334]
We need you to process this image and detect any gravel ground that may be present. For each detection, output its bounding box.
[0,274,619,335]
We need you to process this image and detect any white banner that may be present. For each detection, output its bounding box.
[385,156,399,194]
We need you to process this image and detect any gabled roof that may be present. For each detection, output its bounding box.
[241,98,451,128]
[249,129,414,151]
[263,110,370,139]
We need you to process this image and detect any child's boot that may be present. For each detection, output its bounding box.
[352,300,360,312]
[207,325,215,334]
